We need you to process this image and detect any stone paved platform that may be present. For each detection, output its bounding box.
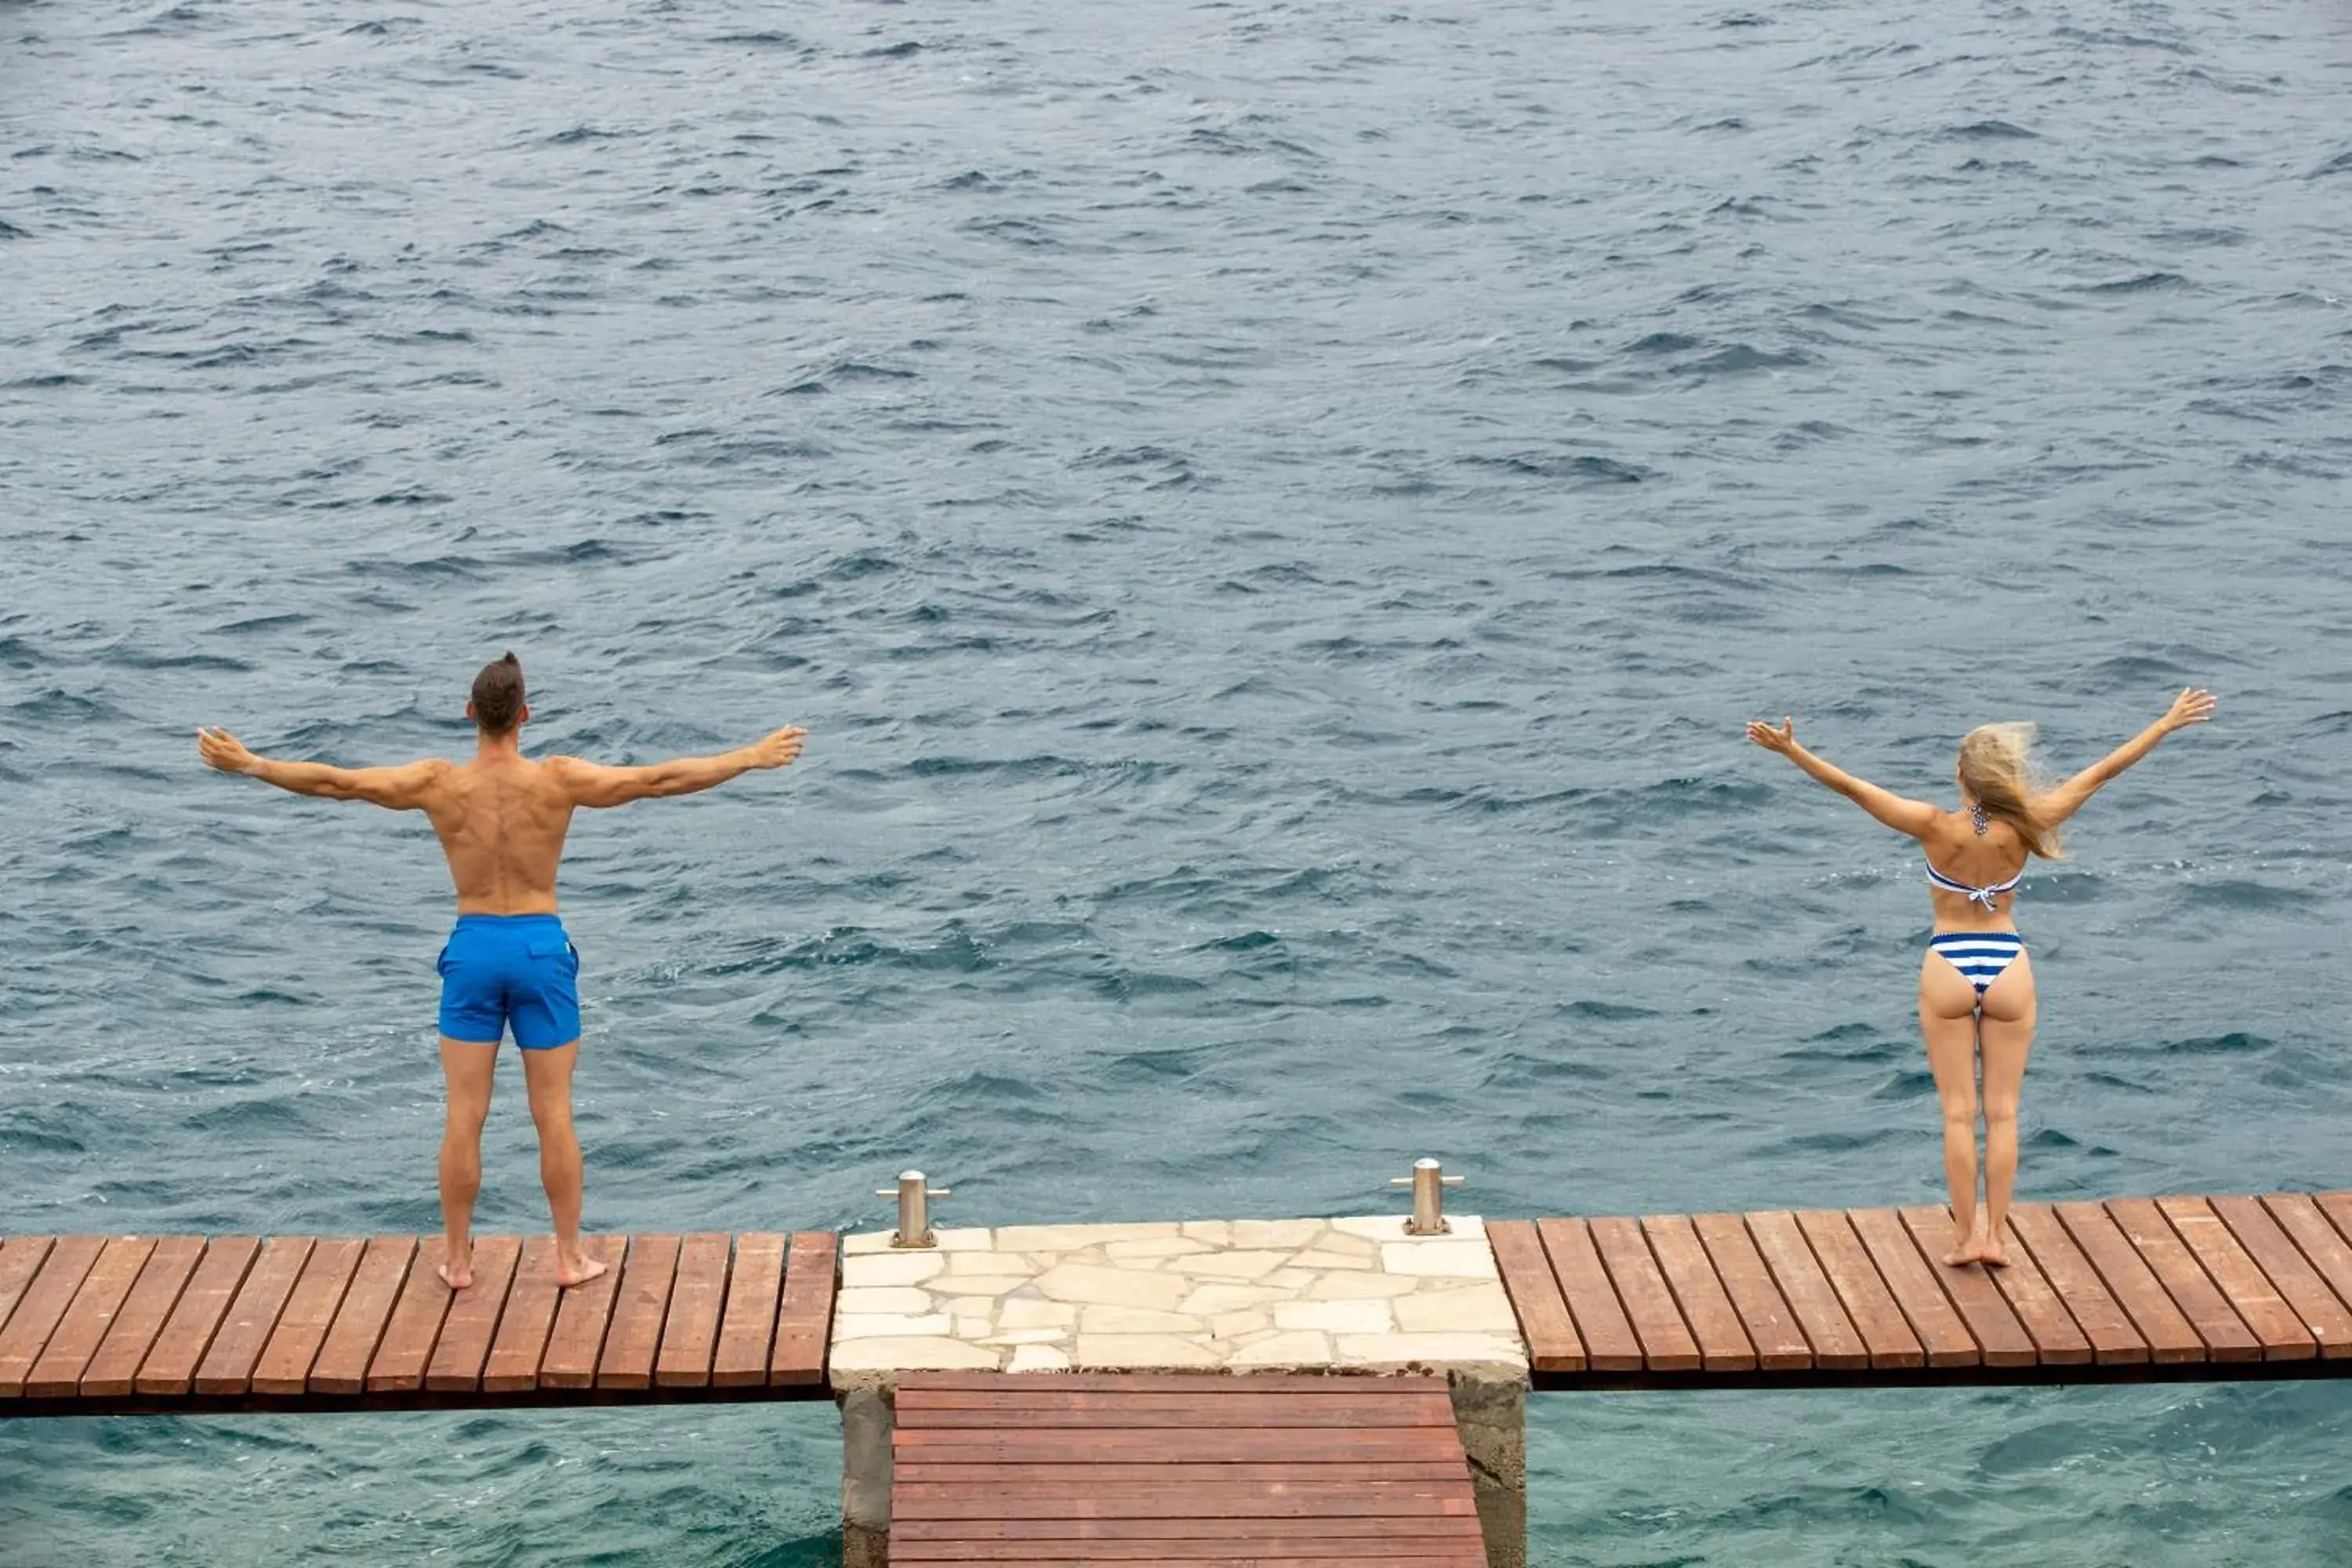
[828,1215,1526,1385]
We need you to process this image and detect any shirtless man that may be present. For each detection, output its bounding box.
[199,652,806,1289]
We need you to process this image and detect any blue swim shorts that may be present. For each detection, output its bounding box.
[436,913,582,1050]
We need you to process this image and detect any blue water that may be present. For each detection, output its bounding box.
[5,0,2352,1561]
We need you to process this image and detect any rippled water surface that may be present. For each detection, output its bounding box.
[5,0,2352,1561]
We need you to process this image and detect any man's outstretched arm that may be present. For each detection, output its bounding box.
[550,725,806,808]
[198,728,447,810]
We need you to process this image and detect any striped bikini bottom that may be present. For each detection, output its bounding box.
[1929,932,2026,997]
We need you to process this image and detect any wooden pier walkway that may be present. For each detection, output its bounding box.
[887,1372,1487,1566]
[0,1230,837,1416]
[1490,1193,2352,1388]
[7,1192,2352,1418]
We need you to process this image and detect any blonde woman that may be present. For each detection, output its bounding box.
[1747,689,2216,1267]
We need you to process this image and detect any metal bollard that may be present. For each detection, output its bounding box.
[1388,1157,1466,1236]
[876,1169,953,1248]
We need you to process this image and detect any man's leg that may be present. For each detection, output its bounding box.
[437,1036,499,1289]
[521,1040,606,1287]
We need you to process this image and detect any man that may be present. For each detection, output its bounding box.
[199,652,806,1290]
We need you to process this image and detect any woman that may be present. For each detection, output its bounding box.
[1746,688,2216,1267]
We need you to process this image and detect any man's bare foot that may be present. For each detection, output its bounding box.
[437,1254,474,1290]
[556,1251,608,1289]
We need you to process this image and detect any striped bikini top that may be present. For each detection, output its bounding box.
[1926,859,2023,911]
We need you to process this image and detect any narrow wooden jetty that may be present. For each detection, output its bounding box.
[888,1372,1487,1566]
[10,1191,2352,1568]
[0,1230,838,1416]
[1490,1193,2352,1388]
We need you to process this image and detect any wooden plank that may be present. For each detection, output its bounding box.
[896,1545,1484,1564]
[2161,1196,2320,1359]
[899,1403,1454,1429]
[537,1234,628,1389]
[424,1235,522,1392]
[894,1517,1483,1542]
[894,1486,1479,1513]
[770,1230,837,1386]
[2049,1203,2201,1363]
[480,1236,563,1394]
[1846,1209,1978,1367]
[80,1236,206,1397]
[1639,1214,1755,1371]
[1897,1207,2036,1367]
[2100,1199,2259,1362]
[2005,1206,2142,1364]
[897,1389,1457,1417]
[365,1237,454,1393]
[135,1236,260,1395]
[711,1232,785,1388]
[893,1462,1474,1484]
[1741,1211,1865,1370]
[892,1487,1479,1521]
[307,1236,416,1395]
[896,1540,1483,1563]
[1792,1210,1922,1369]
[891,1432,1465,1465]
[250,1238,365,1395]
[1531,1218,1641,1372]
[897,1372,1448,1395]
[194,1236,314,1396]
[892,1473,1476,1494]
[0,1237,107,1396]
[24,1236,157,1399]
[1586,1218,1700,1372]
[654,1232,731,1388]
[1484,1220,1584,1373]
[2218,1197,2352,1356]
[2314,1192,2352,1259]
[0,1239,59,1345]
[1973,1216,2093,1366]
[597,1233,680,1390]
[898,1542,1486,1561]
[2260,1194,2352,1341]
[1686,1214,1808,1371]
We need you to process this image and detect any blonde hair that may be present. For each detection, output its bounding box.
[1958,723,2064,860]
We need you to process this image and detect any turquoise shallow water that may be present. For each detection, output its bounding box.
[4,0,2352,1561]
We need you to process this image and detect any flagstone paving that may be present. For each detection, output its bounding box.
[829,1214,1527,1382]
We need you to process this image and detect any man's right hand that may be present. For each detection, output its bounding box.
[751,726,808,770]
[198,728,259,775]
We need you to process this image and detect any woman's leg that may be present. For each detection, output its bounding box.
[1974,950,2038,1266]
[1918,951,1987,1264]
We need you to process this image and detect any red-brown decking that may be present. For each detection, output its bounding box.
[1491,1193,2352,1388]
[889,1372,1487,1566]
[0,1231,837,1416]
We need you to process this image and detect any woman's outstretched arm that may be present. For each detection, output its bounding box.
[2035,688,2216,827]
[1747,717,1940,840]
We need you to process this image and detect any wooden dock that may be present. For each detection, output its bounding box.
[887,1372,1487,1566]
[0,1230,838,1416]
[1490,1193,2352,1388]
[12,1191,2352,1568]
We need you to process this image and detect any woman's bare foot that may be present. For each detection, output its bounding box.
[1944,1225,1980,1267]
[437,1252,474,1291]
[557,1250,609,1289]
[1976,1236,2011,1268]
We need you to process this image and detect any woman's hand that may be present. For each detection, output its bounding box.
[1746,717,1798,756]
[2161,688,2216,733]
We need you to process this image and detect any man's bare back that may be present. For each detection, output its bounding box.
[201,652,804,1290]
[198,725,807,915]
